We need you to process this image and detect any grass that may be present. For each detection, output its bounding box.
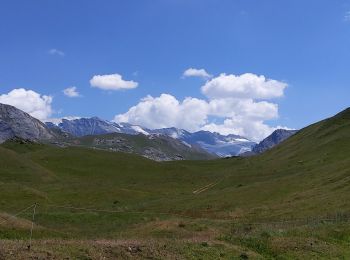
[1,108,350,258]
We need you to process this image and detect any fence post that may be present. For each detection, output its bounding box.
[28,203,37,251]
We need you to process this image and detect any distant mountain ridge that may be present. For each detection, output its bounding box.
[47,117,256,157]
[252,129,298,154]
[150,128,255,157]
[48,117,146,137]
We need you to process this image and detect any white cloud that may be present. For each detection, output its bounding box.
[114,95,283,141]
[204,98,281,141]
[63,86,80,98]
[114,94,208,132]
[90,73,138,90]
[208,98,278,120]
[183,68,212,79]
[0,88,53,121]
[202,73,287,99]
[201,119,276,142]
[48,48,65,57]
[114,72,289,141]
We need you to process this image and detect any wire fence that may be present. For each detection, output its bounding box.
[0,203,350,250]
[2,202,350,229]
[0,204,36,225]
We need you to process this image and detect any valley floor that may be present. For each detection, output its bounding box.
[2,108,350,259]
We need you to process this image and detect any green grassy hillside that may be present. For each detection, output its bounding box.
[1,109,350,258]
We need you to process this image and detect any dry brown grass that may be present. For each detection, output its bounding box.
[0,213,33,229]
[0,238,230,260]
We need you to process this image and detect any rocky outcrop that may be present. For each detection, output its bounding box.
[252,129,298,154]
[74,132,216,161]
[0,103,55,143]
[57,117,121,137]
[47,117,148,137]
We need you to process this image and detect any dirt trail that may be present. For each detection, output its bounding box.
[192,180,221,195]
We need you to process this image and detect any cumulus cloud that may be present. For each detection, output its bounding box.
[114,72,289,141]
[48,48,65,57]
[114,94,208,132]
[90,73,138,90]
[114,95,283,141]
[204,97,282,141]
[208,98,278,120]
[0,88,53,121]
[63,86,80,97]
[202,73,287,99]
[202,119,280,142]
[183,68,212,79]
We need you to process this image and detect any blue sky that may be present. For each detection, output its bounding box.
[0,0,350,140]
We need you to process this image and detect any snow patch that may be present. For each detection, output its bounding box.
[170,132,179,139]
[234,138,251,142]
[131,125,149,135]
[181,141,192,148]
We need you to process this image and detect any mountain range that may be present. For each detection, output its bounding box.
[0,104,213,161]
[46,117,257,157]
[0,103,297,160]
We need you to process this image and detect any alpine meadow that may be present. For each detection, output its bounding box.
[1,1,350,259]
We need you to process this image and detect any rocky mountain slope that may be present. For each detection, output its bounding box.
[252,129,298,154]
[0,103,55,143]
[73,132,216,161]
[47,117,146,137]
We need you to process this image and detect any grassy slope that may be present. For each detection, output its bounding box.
[1,109,350,258]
